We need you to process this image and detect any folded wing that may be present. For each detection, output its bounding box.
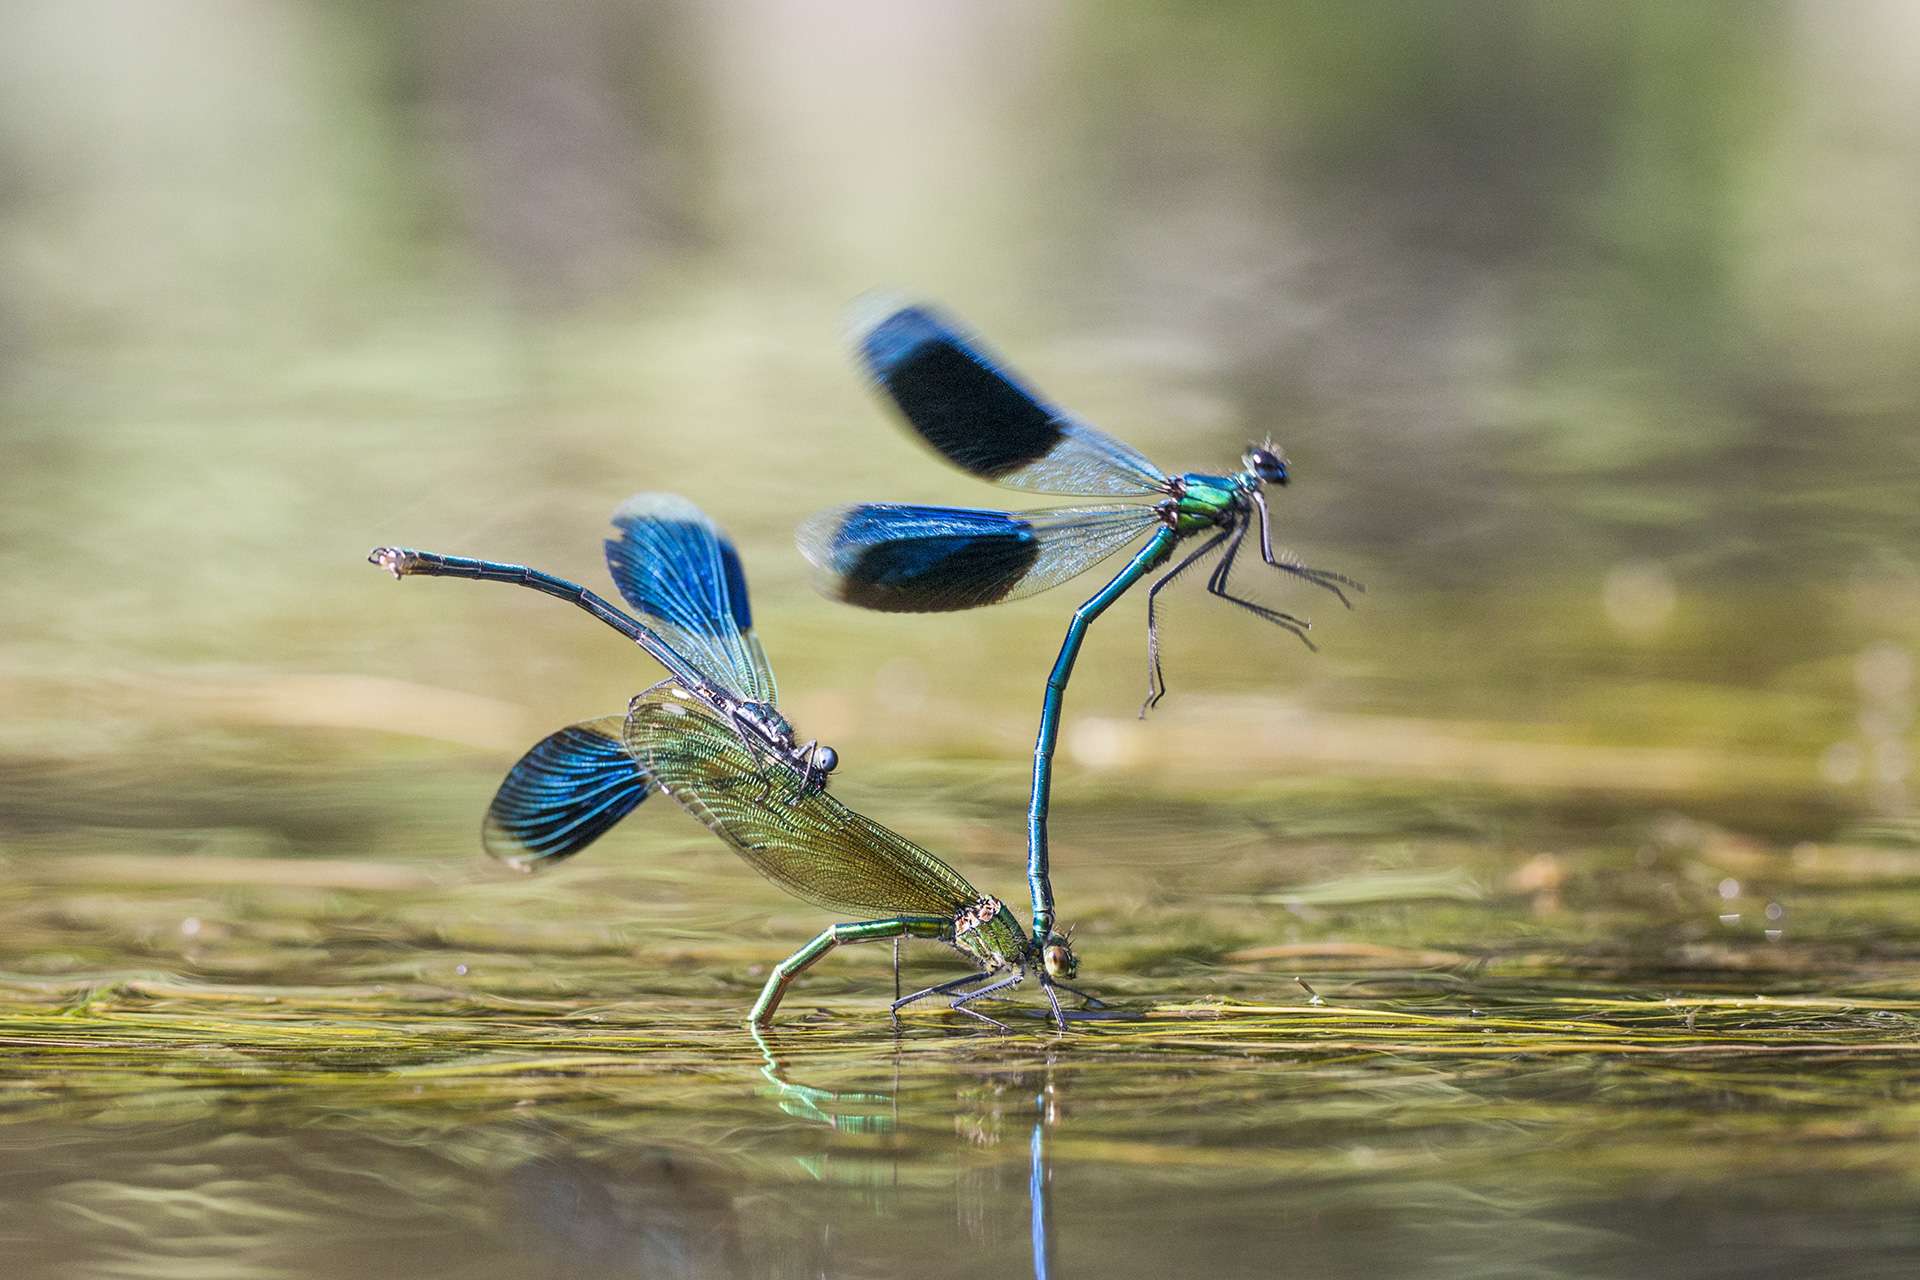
[624,688,980,918]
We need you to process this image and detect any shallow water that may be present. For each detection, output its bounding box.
[6,776,1919,1280]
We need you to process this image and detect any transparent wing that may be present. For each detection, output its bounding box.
[796,502,1162,613]
[625,688,981,918]
[603,494,779,704]
[853,301,1168,497]
[483,716,652,871]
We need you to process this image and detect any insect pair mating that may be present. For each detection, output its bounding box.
[372,302,1356,1028]
[371,495,1086,1030]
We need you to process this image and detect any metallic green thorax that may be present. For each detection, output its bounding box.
[1168,472,1247,531]
[954,898,1030,971]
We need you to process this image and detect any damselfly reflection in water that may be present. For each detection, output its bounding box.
[753,1031,1060,1280]
[800,301,1362,946]
[371,494,1097,1027]
[370,493,838,872]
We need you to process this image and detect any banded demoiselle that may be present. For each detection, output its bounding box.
[799,301,1360,945]
[368,493,837,870]
[626,685,1092,1027]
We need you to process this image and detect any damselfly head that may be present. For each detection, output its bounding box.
[1041,934,1078,981]
[812,744,839,775]
[1243,444,1289,487]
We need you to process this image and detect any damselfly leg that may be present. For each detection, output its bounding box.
[1206,520,1316,650]
[1249,488,1364,606]
[1141,528,1231,716]
[1047,979,1108,1010]
[891,968,996,1019]
[750,915,951,1026]
[949,968,1029,1031]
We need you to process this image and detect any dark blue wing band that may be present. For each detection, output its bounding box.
[483,718,651,869]
[860,306,1062,481]
[602,494,778,704]
[825,506,1039,612]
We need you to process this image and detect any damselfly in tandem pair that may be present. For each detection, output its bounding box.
[369,493,838,868]
[800,301,1362,944]
[370,495,1095,1028]
[629,685,1095,1028]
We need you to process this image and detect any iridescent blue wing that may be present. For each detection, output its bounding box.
[483,717,652,871]
[853,301,1169,497]
[604,494,779,705]
[796,502,1161,613]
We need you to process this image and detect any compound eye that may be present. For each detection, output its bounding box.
[814,745,839,774]
[1244,447,1288,484]
[1043,943,1077,980]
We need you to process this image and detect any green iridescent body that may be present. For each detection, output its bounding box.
[624,686,1074,1027]
[1169,473,1246,532]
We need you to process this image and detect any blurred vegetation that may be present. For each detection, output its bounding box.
[1,4,1913,857]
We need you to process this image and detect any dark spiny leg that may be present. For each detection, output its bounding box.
[892,937,903,1005]
[1050,981,1108,1010]
[950,969,1026,1028]
[952,1003,1011,1032]
[1209,578,1318,651]
[1041,980,1067,1030]
[1204,519,1247,596]
[1208,520,1315,649]
[1250,489,1364,606]
[948,966,1024,1032]
[1140,529,1231,717]
[892,969,992,1018]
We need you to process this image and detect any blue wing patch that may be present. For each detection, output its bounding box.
[604,494,778,704]
[851,300,1168,498]
[483,717,651,870]
[797,503,1161,613]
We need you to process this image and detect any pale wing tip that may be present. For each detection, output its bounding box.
[843,290,918,350]
[793,506,855,570]
[608,491,711,530]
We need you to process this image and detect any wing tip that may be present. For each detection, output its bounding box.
[608,491,711,531]
[845,292,955,376]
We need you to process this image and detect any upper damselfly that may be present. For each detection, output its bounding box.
[799,301,1360,943]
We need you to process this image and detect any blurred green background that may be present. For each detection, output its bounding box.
[2,1,1913,866]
